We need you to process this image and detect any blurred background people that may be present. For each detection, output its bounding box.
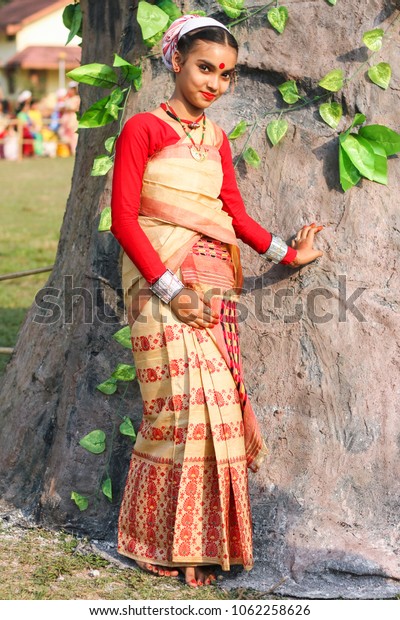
[0,99,9,159]
[58,81,80,156]
[16,90,34,157]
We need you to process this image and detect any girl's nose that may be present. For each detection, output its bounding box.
[207,74,219,92]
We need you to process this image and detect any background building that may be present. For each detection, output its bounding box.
[0,0,81,102]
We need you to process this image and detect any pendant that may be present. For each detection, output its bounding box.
[188,122,200,130]
[190,145,207,162]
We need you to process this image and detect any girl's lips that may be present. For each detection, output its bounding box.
[200,92,216,101]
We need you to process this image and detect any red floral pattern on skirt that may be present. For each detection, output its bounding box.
[118,238,256,571]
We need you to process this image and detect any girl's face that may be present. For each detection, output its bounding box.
[172,40,237,112]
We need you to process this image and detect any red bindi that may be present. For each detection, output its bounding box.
[219,63,225,70]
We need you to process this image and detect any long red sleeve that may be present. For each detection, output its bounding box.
[218,131,297,265]
[111,114,175,284]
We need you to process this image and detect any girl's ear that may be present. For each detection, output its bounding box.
[172,51,183,73]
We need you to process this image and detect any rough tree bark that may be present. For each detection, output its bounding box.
[0,0,399,599]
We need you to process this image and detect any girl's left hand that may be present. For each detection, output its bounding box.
[288,223,324,268]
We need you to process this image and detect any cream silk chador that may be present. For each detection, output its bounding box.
[117,119,267,571]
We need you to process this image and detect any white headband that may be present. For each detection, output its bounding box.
[161,15,230,72]
[179,16,230,39]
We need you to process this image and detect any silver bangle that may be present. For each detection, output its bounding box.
[149,268,184,303]
[262,235,288,264]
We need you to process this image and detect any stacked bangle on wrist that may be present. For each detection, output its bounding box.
[262,235,289,264]
[149,268,184,303]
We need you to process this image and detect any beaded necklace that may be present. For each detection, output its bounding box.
[163,101,208,162]
[160,102,203,129]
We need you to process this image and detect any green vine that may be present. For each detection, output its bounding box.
[71,332,137,511]
[228,7,400,189]
[64,1,400,190]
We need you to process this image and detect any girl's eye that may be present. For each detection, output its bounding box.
[199,64,210,72]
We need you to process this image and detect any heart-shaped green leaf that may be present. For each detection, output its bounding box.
[228,120,248,140]
[157,0,182,23]
[113,55,142,90]
[318,69,344,92]
[111,363,136,381]
[91,155,114,177]
[362,28,384,51]
[104,136,117,154]
[137,1,169,40]
[267,7,289,34]
[78,95,115,129]
[104,88,125,120]
[266,119,288,145]
[352,113,366,128]
[112,326,133,349]
[340,114,367,142]
[319,102,342,129]
[62,4,75,29]
[217,0,244,19]
[96,377,118,394]
[243,147,261,168]
[327,0,337,5]
[71,491,89,511]
[339,145,361,192]
[98,206,111,232]
[102,477,113,501]
[358,125,400,156]
[67,64,118,89]
[368,62,391,90]
[120,416,136,440]
[106,87,125,108]
[340,134,375,180]
[278,80,300,104]
[367,140,388,185]
[143,30,164,49]
[64,3,82,45]
[79,430,106,454]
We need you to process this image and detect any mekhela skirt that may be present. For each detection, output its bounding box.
[117,238,254,570]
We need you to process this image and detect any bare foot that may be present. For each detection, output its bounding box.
[181,566,217,587]
[199,566,217,586]
[136,560,179,578]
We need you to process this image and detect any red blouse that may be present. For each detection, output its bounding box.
[111,113,297,284]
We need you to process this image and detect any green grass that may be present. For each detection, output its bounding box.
[0,157,74,374]
[0,521,268,600]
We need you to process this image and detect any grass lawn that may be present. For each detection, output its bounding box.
[0,516,266,600]
[0,157,74,375]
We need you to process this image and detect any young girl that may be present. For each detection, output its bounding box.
[111,14,323,588]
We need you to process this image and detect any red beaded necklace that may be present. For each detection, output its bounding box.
[162,101,208,162]
[160,102,204,129]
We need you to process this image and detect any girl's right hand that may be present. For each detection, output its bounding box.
[170,288,220,329]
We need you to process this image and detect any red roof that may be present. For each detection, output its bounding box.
[5,45,81,70]
[0,0,66,34]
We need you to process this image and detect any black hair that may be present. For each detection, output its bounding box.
[177,26,238,58]
[16,101,27,114]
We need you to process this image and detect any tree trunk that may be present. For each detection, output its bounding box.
[1,0,399,599]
